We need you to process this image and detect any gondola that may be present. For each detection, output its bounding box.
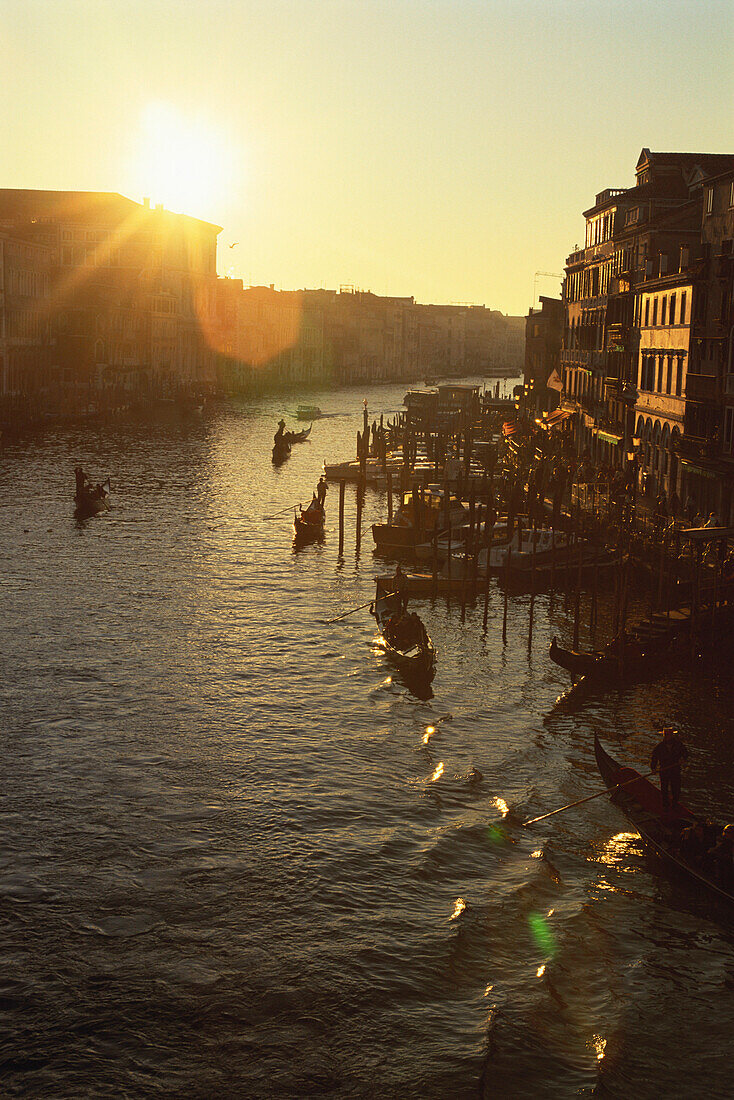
[293,497,325,545]
[371,579,436,684]
[594,735,734,907]
[285,424,312,444]
[296,405,322,420]
[549,636,606,677]
[272,440,292,464]
[74,473,110,517]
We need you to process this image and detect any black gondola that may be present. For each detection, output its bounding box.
[74,468,110,517]
[284,424,312,444]
[293,497,325,545]
[371,579,436,684]
[272,440,292,464]
[549,635,605,677]
[594,735,733,907]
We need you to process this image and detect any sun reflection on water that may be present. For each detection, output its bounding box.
[450,897,466,921]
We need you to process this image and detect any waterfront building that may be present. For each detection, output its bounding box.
[560,150,734,487]
[633,269,693,501]
[0,230,52,424]
[0,189,221,420]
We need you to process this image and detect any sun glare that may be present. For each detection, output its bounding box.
[132,102,235,218]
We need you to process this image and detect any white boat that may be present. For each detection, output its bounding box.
[448,526,582,574]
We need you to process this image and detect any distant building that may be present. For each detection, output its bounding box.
[0,189,221,423]
[0,229,51,419]
[524,296,563,415]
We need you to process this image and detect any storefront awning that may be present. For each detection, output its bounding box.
[680,459,718,480]
[597,430,622,445]
[540,408,573,430]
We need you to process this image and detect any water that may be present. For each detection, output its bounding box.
[1,381,732,1099]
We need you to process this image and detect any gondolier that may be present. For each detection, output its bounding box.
[650,727,688,811]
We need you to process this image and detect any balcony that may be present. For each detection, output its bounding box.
[685,373,718,403]
[595,188,627,206]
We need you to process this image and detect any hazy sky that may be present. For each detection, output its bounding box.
[3,0,732,314]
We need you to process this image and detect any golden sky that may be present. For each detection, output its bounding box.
[3,0,732,314]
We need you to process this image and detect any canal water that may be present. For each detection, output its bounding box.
[1,380,732,1099]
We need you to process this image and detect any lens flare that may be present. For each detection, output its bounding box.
[529,912,557,957]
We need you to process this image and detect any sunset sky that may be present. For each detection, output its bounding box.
[3,0,732,315]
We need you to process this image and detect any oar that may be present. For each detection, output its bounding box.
[262,502,301,521]
[522,766,673,827]
[323,591,397,624]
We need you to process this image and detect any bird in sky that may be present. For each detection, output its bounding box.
[229,242,239,248]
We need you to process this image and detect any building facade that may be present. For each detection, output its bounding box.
[559,150,734,513]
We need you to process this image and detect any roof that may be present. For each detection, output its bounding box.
[0,189,222,232]
[636,149,734,175]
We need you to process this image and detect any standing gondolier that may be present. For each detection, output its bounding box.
[650,728,688,812]
[317,476,327,508]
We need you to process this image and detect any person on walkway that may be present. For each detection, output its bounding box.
[650,727,689,812]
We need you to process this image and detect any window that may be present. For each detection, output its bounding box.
[669,293,676,325]
[706,187,714,215]
[676,356,684,396]
[666,356,673,394]
[680,292,687,323]
[661,296,667,325]
[644,298,650,326]
[652,298,658,326]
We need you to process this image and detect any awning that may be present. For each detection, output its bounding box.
[680,459,717,480]
[540,408,573,430]
[597,430,622,445]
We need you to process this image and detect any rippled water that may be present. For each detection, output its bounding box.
[1,381,732,1098]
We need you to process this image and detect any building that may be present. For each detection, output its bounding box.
[0,189,222,419]
[560,149,734,483]
[0,230,51,422]
[524,296,563,415]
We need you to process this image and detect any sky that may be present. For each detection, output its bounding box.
[2,0,732,315]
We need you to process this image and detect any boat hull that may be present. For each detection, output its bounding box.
[372,581,436,684]
[594,735,733,907]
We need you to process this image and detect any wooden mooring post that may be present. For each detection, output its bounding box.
[338,479,346,557]
[482,520,493,632]
[387,470,393,525]
[528,522,537,655]
[502,545,511,645]
[355,480,364,557]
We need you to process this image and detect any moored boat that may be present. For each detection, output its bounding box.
[372,487,468,555]
[549,635,606,677]
[296,405,322,420]
[371,579,436,684]
[594,735,734,907]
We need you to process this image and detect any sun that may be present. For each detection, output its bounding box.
[131,102,235,218]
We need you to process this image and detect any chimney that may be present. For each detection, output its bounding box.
[143,196,150,209]
[155,203,164,212]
